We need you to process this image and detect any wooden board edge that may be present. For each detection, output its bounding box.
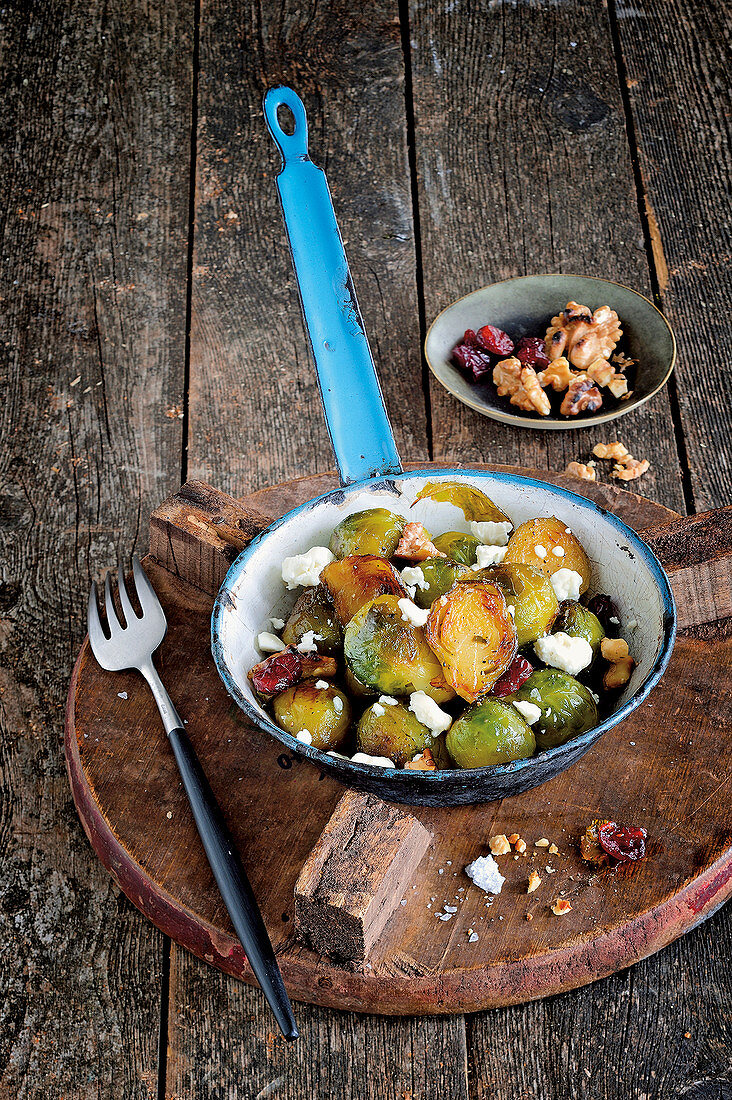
[63,646,732,1015]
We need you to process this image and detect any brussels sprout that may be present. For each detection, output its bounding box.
[425,581,517,702]
[282,584,342,655]
[470,562,559,646]
[344,665,378,699]
[512,668,598,749]
[446,698,535,768]
[329,508,405,559]
[503,517,592,593]
[321,554,407,625]
[554,600,605,658]
[431,531,481,566]
[344,594,454,702]
[412,557,471,608]
[412,481,511,523]
[272,681,352,751]
[356,701,434,767]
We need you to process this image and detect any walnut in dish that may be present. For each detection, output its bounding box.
[545,302,622,370]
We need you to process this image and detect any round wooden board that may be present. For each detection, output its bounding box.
[65,466,732,1015]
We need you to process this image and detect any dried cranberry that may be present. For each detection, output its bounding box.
[452,343,493,380]
[249,648,303,697]
[585,594,620,634]
[491,654,533,697]
[515,336,550,369]
[598,821,647,862]
[476,324,514,356]
[462,328,481,348]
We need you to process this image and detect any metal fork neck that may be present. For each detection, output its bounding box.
[139,660,183,735]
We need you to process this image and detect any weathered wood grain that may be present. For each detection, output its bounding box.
[612,0,732,514]
[408,0,686,514]
[0,0,193,1095]
[187,0,428,497]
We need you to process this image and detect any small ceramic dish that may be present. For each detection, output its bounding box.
[424,274,676,430]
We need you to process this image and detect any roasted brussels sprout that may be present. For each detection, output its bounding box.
[412,481,511,523]
[344,665,377,699]
[503,517,592,593]
[425,581,517,702]
[356,701,434,767]
[321,554,407,626]
[470,562,559,646]
[329,508,405,559]
[554,600,605,659]
[282,584,342,655]
[431,531,482,566]
[344,594,454,702]
[512,668,598,749]
[411,557,471,608]
[272,681,352,751]
[446,698,535,768]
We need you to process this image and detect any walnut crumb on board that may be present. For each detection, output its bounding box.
[612,457,650,481]
[593,440,629,461]
[565,461,596,481]
[551,898,573,915]
[489,834,512,856]
[548,843,559,855]
[527,871,542,894]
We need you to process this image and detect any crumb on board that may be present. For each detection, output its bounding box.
[535,838,550,848]
[527,871,542,894]
[548,843,559,855]
[551,898,573,915]
[489,834,512,856]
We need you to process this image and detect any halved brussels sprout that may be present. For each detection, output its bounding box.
[425,581,517,702]
[469,562,559,646]
[431,531,481,566]
[503,517,592,593]
[554,600,605,659]
[329,508,405,559]
[412,557,471,608]
[344,594,454,702]
[344,665,377,699]
[321,554,407,626]
[272,681,352,751]
[356,701,434,767]
[511,668,598,749]
[282,584,342,655]
[446,698,535,768]
[412,481,511,523]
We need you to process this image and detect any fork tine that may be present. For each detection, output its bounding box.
[131,553,163,616]
[104,573,122,636]
[117,562,137,626]
[87,584,107,648]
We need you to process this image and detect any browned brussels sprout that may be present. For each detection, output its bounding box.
[470,562,559,646]
[411,557,471,609]
[272,681,352,750]
[503,517,592,593]
[356,701,433,767]
[282,584,342,655]
[554,600,605,659]
[512,668,597,749]
[344,594,454,702]
[431,531,482,566]
[320,554,407,626]
[412,481,511,523]
[425,581,517,702]
[329,508,405,559]
[446,698,535,768]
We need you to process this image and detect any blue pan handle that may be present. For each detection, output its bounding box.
[263,86,403,486]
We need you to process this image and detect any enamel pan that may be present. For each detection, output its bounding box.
[211,87,676,807]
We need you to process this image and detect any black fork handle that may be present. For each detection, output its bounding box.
[168,726,299,1041]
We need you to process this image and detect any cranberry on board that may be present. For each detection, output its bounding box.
[452,343,493,380]
[515,336,551,369]
[491,654,533,697]
[598,821,648,862]
[476,324,514,356]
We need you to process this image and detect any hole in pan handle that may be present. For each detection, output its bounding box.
[263,85,403,486]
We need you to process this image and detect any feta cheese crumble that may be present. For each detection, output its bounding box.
[296,730,312,745]
[333,696,344,713]
[296,630,322,654]
[549,568,583,602]
[281,546,334,590]
[398,597,430,627]
[534,632,593,675]
[469,520,512,545]
[551,546,565,557]
[534,544,548,559]
[400,565,428,592]
[270,617,285,631]
[372,702,386,717]
[513,699,541,724]
[408,690,452,736]
[465,854,505,895]
[474,544,507,569]
[351,752,395,768]
[314,680,329,690]
[379,695,398,706]
[257,631,286,653]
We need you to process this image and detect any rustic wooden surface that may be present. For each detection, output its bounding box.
[1,0,730,1095]
[65,474,732,1017]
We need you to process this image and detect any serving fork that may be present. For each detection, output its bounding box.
[87,556,299,1041]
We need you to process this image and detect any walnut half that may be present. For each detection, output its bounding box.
[559,375,603,416]
[545,302,622,370]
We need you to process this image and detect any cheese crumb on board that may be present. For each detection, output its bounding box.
[465,854,505,895]
[527,871,542,894]
[489,834,512,856]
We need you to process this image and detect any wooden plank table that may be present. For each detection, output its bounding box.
[0,0,729,1097]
